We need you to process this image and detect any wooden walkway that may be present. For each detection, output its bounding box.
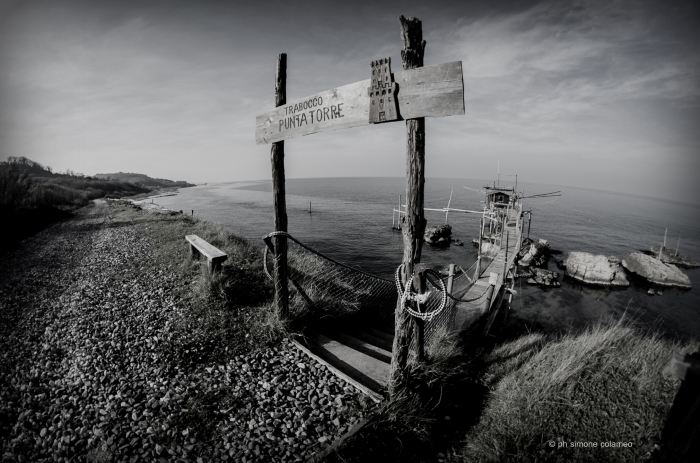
[291,206,523,400]
[451,208,523,332]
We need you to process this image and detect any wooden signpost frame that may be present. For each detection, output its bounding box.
[259,16,464,396]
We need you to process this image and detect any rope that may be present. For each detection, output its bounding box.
[446,282,492,303]
[394,265,447,322]
[263,231,392,282]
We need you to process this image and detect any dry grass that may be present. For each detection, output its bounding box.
[457,317,697,462]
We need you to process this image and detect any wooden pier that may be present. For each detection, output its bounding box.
[451,206,523,334]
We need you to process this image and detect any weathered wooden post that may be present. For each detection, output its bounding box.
[476,216,484,278]
[271,53,290,317]
[389,15,427,397]
[446,263,456,295]
[481,272,500,337]
[503,231,509,282]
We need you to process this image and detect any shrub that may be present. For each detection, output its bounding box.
[0,162,31,210]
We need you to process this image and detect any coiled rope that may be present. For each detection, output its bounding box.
[394,265,447,322]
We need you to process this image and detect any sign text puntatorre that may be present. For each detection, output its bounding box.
[255,61,465,145]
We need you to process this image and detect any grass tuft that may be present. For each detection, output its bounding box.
[458,316,696,462]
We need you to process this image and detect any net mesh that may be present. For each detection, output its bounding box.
[264,232,397,319]
[263,231,501,352]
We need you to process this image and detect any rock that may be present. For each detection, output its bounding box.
[622,253,691,288]
[518,238,551,267]
[450,239,464,246]
[525,268,561,287]
[647,289,656,295]
[424,224,452,246]
[563,252,629,287]
[514,268,533,279]
[0,200,374,463]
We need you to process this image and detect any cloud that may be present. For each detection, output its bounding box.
[0,0,698,202]
[442,0,699,120]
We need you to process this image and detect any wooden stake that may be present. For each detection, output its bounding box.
[481,272,500,337]
[504,231,509,282]
[447,263,456,294]
[390,15,427,398]
[271,53,289,318]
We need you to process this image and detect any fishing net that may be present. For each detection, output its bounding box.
[263,232,397,319]
[262,231,505,354]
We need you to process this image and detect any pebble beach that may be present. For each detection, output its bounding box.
[0,200,371,463]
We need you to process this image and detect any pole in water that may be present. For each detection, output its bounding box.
[191,210,193,216]
[309,201,312,214]
[663,228,668,249]
[675,236,680,257]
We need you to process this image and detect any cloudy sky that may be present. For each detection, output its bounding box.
[1,0,698,203]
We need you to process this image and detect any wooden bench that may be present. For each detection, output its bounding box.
[185,234,227,273]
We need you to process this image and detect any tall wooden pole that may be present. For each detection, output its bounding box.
[389,15,427,397]
[271,53,289,317]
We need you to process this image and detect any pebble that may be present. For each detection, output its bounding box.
[0,201,372,462]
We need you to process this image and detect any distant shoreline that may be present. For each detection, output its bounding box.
[124,186,182,202]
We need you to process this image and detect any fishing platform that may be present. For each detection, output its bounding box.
[263,180,528,399]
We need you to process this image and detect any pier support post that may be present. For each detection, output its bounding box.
[504,232,509,282]
[271,53,289,318]
[447,263,455,295]
[481,272,500,337]
[390,15,427,398]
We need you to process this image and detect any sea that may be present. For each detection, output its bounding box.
[155,177,700,341]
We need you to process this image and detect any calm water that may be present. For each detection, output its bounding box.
[156,177,700,340]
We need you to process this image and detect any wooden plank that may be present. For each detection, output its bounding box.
[290,337,383,403]
[255,61,464,145]
[185,235,227,262]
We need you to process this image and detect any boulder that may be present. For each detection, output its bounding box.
[424,224,452,246]
[622,252,691,288]
[518,238,551,267]
[563,252,629,287]
[525,268,561,287]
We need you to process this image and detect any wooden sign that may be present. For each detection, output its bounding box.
[255,61,464,145]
